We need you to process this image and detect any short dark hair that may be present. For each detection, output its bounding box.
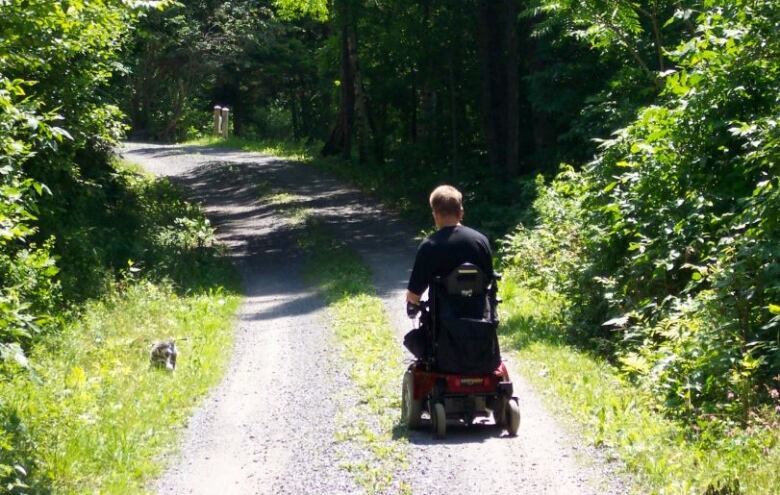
[429,185,463,217]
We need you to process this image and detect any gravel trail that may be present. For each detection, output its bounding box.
[121,142,629,495]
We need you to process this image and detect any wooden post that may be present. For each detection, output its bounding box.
[213,106,222,136]
[221,107,230,138]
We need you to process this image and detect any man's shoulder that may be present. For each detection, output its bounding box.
[417,235,435,248]
[415,235,437,258]
[457,224,490,243]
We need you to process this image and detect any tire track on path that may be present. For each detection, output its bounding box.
[121,142,629,495]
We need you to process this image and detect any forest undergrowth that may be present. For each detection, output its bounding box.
[495,4,780,492]
[499,283,779,495]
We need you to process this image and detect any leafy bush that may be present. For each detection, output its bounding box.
[0,0,174,365]
[0,77,65,370]
[502,0,780,426]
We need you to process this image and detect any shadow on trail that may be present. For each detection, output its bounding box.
[124,143,230,159]
[239,289,324,323]
[125,142,416,338]
[394,420,511,446]
[162,154,414,290]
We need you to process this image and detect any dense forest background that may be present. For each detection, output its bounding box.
[1,0,778,492]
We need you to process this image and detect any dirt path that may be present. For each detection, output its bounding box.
[121,142,629,495]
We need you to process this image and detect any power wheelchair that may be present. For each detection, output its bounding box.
[402,263,520,438]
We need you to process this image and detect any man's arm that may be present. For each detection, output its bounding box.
[407,240,432,298]
[406,240,431,317]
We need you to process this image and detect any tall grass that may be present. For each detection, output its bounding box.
[499,277,780,495]
[0,159,241,494]
[1,282,239,494]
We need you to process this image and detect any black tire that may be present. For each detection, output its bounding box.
[432,402,447,438]
[401,370,423,429]
[506,398,521,436]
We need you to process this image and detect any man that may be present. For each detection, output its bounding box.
[406,185,493,318]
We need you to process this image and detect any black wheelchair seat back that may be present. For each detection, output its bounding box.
[431,263,501,374]
[442,263,487,297]
[437,263,495,322]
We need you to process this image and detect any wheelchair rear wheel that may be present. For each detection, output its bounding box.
[401,370,423,429]
[507,398,521,436]
[432,402,447,438]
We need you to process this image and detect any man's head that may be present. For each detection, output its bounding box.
[429,185,464,228]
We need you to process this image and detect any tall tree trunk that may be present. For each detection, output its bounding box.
[321,0,355,158]
[338,6,355,161]
[296,75,312,138]
[290,96,300,140]
[348,19,375,163]
[522,11,555,169]
[343,7,383,164]
[416,1,434,149]
[476,0,504,174]
[448,52,459,178]
[410,67,418,143]
[476,0,524,177]
[130,78,145,135]
[501,0,519,177]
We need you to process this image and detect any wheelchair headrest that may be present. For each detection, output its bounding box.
[441,263,488,297]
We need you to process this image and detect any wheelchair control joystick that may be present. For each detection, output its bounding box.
[406,301,421,319]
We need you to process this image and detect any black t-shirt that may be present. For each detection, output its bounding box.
[407,224,493,296]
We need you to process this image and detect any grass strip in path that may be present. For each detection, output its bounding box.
[255,182,410,495]
[299,227,411,495]
[186,135,315,162]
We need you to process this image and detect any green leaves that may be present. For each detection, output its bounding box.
[0,0,160,381]
[503,0,780,429]
[274,0,329,20]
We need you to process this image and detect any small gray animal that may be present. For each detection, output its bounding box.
[150,339,177,371]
